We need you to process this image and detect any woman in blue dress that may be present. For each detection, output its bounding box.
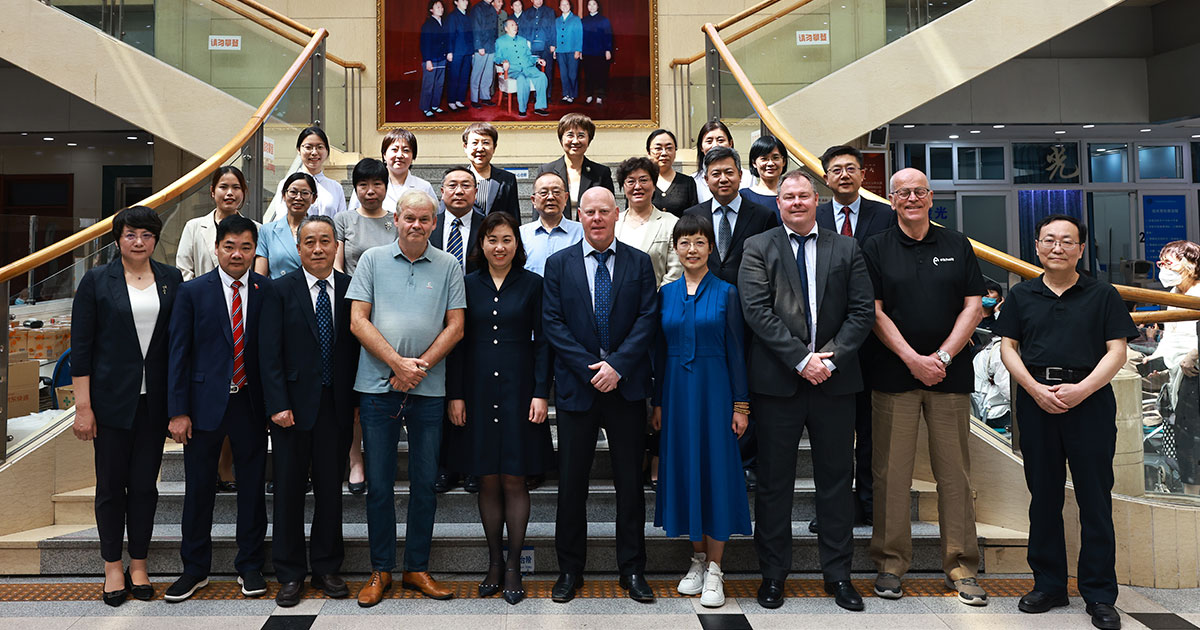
[652,213,752,608]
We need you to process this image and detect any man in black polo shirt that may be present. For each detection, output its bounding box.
[862,168,987,607]
[995,214,1135,630]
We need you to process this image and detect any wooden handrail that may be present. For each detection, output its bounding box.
[210,0,365,70]
[672,0,815,69]
[715,0,782,30]
[0,29,331,285]
[234,0,316,36]
[699,22,1200,320]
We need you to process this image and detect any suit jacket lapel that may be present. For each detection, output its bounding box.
[148,261,173,350]
[247,274,262,342]
[335,273,349,342]
[106,260,137,342]
[431,213,445,249]
[773,230,805,321]
[609,242,630,313]
[486,176,501,210]
[580,159,596,193]
[568,245,597,331]
[815,230,834,319]
[213,272,234,348]
[726,201,754,263]
[294,272,319,341]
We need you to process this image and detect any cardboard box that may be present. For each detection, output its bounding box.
[8,327,28,354]
[26,327,66,360]
[8,358,39,391]
[7,385,38,417]
[55,384,75,409]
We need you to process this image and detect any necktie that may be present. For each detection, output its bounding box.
[593,250,612,352]
[448,216,465,270]
[315,278,334,387]
[230,280,247,388]
[717,207,732,260]
[841,207,854,237]
[790,233,815,342]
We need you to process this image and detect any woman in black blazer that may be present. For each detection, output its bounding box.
[71,206,183,606]
[538,112,613,219]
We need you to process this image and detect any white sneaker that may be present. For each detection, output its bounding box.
[699,562,725,608]
[678,553,707,595]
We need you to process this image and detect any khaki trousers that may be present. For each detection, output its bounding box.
[869,389,979,579]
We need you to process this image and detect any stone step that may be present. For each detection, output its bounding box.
[35,521,961,576]
[158,439,815,483]
[56,474,896,527]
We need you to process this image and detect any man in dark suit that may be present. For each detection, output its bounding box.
[463,122,521,219]
[164,215,271,602]
[431,165,485,494]
[811,144,896,532]
[738,171,875,611]
[258,216,360,607]
[538,114,614,219]
[542,187,658,603]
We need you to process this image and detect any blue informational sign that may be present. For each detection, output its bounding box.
[1142,195,1188,273]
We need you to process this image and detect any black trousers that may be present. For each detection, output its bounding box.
[180,390,268,577]
[93,395,164,562]
[852,386,874,516]
[1016,383,1118,605]
[271,387,350,582]
[555,392,646,575]
[581,56,609,99]
[755,385,855,582]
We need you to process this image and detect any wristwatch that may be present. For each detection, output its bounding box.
[936,349,952,367]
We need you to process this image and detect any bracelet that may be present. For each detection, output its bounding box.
[733,401,750,416]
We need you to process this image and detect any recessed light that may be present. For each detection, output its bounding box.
[903,124,915,129]
[993,125,1005,129]
[1055,131,1066,135]
[1083,124,1095,129]
[1192,134,1200,139]
[20,132,28,136]
[948,134,960,139]
[127,135,138,140]
[87,146,96,150]
[1140,129,1152,133]
[67,142,77,147]
[1097,148,1107,153]
[969,130,981,134]
[42,137,54,141]
[147,141,154,145]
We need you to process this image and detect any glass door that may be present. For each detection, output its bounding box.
[1087,191,1135,285]
[958,192,1013,287]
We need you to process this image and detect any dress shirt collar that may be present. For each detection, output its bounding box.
[783,221,819,242]
[536,216,567,234]
[217,266,249,288]
[833,196,862,215]
[712,194,742,214]
[302,266,333,290]
[582,238,617,257]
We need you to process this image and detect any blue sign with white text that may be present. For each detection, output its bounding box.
[1143,195,1188,271]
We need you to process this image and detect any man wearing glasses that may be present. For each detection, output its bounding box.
[812,145,896,534]
[860,168,988,607]
[520,171,583,276]
[995,214,1134,630]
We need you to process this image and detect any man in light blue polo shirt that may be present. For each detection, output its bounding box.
[347,189,466,607]
[521,171,582,275]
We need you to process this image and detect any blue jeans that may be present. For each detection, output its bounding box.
[557,54,579,99]
[359,392,444,572]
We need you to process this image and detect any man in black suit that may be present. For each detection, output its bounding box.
[431,165,486,494]
[542,187,658,604]
[463,122,521,220]
[258,216,360,607]
[738,171,875,611]
[684,145,779,491]
[811,144,896,532]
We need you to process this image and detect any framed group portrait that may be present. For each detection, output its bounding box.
[377,0,658,129]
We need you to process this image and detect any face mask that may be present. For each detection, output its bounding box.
[981,297,999,308]
[1160,268,1183,288]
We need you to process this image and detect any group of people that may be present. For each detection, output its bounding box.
[418,0,613,117]
[69,114,1135,630]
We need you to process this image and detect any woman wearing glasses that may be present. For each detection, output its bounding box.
[739,136,788,212]
[264,127,347,223]
[255,172,316,279]
[646,129,697,217]
[615,157,681,289]
[72,206,184,605]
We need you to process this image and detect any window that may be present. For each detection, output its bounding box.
[1136,145,1184,181]
[955,146,1005,181]
[929,146,953,180]
[1012,142,1080,185]
[1088,143,1129,183]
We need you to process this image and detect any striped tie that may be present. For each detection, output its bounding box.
[448,217,465,270]
[230,280,247,388]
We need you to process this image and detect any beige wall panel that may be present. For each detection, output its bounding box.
[1175,510,1197,589]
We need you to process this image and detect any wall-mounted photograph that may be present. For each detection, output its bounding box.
[378,0,657,128]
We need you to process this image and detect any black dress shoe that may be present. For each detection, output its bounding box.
[127,569,153,601]
[463,475,480,493]
[311,574,350,598]
[1086,602,1122,630]
[757,578,785,609]
[551,573,583,603]
[1018,590,1070,613]
[216,480,237,493]
[744,468,757,492]
[824,580,864,611]
[433,472,458,494]
[502,568,525,605]
[276,581,304,607]
[808,517,819,534]
[619,573,655,603]
[266,481,275,493]
[348,481,366,495]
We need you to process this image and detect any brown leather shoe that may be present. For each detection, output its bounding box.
[401,571,454,600]
[357,571,392,608]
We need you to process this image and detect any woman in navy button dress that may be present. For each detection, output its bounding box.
[446,212,552,605]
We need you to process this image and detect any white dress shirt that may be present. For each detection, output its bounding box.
[783,222,835,374]
[302,267,335,326]
[581,238,618,361]
[217,266,250,335]
[833,196,862,236]
[710,194,743,236]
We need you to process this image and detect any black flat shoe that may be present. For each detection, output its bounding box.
[551,573,583,603]
[479,561,504,597]
[502,568,525,605]
[1086,602,1122,630]
[619,573,655,603]
[463,475,480,493]
[102,572,128,607]
[311,573,350,598]
[757,578,784,609]
[216,480,237,493]
[808,517,819,534]
[1019,590,1070,613]
[824,580,864,611]
[744,468,757,492]
[127,569,153,601]
[433,472,457,494]
[348,481,366,495]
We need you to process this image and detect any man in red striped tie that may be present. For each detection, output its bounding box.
[165,215,273,603]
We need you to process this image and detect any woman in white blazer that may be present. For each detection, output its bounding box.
[175,166,261,281]
[614,156,682,288]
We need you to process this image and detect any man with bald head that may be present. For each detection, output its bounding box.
[542,187,659,603]
[861,168,987,607]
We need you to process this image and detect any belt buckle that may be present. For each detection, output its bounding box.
[1044,367,1064,382]
[229,383,240,394]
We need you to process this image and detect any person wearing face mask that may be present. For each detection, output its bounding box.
[978,280,1004,332]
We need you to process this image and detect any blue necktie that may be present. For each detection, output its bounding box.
[447,217,465,270]
[791,233,815,342]
[593,250,612,352]
[315,278,334,387]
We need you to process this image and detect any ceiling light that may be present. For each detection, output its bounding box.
[1083,124,1095,129]
[42,137,53,141]
[1140,128,1152,133]
[67,142,77,147]
[127,135,138,140]
[1054,130,1066,135]
[903,124,915,129]
[969,130,981,134]
[948,134,959,139]
[1192,134,1200,139]
[1096,148,1107,153]
[20,132,28,136]
[992,124,1005,129]
[147,141,154,145]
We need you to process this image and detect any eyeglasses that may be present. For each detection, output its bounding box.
[624,177,653,187]
[285,189,313,198]
[443,182,475,191]
[299,143,326,153]
[1037,238,1080,251]
[648,145,674,154]
[534,188,565,198]
[1157,259,1181,269]
[891,187,931,199]
[122,232,156,243]
[827,166,860,176]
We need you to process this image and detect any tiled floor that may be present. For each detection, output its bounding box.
[0,575,1196,630]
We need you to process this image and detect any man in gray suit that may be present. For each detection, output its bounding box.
[738,171,875,612]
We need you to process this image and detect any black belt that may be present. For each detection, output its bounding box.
[1028,366,1089,384]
